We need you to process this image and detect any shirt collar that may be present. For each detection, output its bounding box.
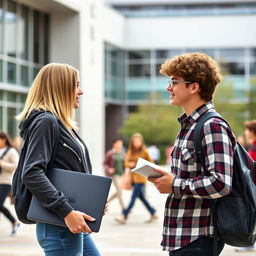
[178,101,215,125]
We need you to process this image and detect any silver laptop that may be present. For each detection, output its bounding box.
[27,168,112,232]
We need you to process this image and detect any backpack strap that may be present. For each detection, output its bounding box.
[194,111,226,256]
[194,111,223,166]
[0,147,11,174]
[0,147,11,159]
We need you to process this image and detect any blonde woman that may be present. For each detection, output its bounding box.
[115,133,157,224]
[17,63,102,256]
[0,132,20,235]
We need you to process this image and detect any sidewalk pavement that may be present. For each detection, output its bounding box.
[0,180,254,256]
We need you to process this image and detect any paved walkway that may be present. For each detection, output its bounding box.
[0,182,254,256]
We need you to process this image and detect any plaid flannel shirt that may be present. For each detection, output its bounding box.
[162,102,236,251]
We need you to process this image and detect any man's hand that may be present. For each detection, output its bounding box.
[148,169,174,194]
[64,210,95,234]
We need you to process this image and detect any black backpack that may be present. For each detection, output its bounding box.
[194,111,256,249]
[12,115,59,224]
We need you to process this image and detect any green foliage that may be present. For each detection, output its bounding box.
[247,77,256,120]
[118,102,181,146]
[213,80,246,136]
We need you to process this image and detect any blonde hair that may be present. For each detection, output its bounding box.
[128,133,146,153]
[17,63,79,129]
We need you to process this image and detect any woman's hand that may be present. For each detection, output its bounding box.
[64,210,95,234]
[128,161,136,168]
[103,201,109,216]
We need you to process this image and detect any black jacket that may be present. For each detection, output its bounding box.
[19,110,92,219]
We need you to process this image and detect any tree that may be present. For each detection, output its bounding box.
[213,80,246,136]
[118,102,180,146]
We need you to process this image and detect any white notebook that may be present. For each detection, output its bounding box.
[131,157,168,178]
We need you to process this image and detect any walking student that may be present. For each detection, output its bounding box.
[148,52,236,256]
[234,120,256,252]
[104,138,125,212]
[0,131,20,235]
[115,133,157,224]
[16,63,105,256]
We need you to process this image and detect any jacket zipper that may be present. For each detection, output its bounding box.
[63,143,82,163]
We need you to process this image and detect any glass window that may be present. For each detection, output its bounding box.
[156,63,163,76]
[156,50,168,59]
[129,64,150,77]
[128,91,151,101]
[219,48,244,61]
[0,59,2,82]
[220,62,245,75]
[6,0,17,57]
[43,14,49,64]
[7,62,16,84]
[250,62,256,75]
[33,67,40,79]
[7,92,16,102]
[21,93,27,103]
[21,65,29,86]
[19,5,29,60]
[7,107,16,138]
[0,0,3,53]
[110,60,123,77]
[128,51,150,60]
[0,106,2,130]
[33,10,40,63]
[156,50,182,59]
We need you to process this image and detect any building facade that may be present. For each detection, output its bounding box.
[1,0,256,172]
[104,0,256,148]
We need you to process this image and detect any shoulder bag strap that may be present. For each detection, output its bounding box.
[0,147,11,159]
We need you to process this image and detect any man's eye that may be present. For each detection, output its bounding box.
[173,80,178,85]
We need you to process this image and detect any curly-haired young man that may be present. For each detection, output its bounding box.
[148,52,236,256]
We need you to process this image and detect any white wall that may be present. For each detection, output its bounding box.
[50,13,80,69]
[103,6,126,47]
[124,15,256,49]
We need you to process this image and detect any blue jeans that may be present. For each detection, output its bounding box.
[168,237,224,256]
[123,183,155,218]
[36,222,101,256]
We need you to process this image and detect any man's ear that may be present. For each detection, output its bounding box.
[190,82,200,94]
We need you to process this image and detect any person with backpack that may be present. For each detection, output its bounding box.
[148,52,237,256]
[15,63,105,255]
[0,131,20,235]
[234,120,256,252]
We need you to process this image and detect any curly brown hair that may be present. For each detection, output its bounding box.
[160,52,222,101]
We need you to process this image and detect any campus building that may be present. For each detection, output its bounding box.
[1,0,256,172]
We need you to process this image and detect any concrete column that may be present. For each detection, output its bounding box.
[79,0,105,175]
